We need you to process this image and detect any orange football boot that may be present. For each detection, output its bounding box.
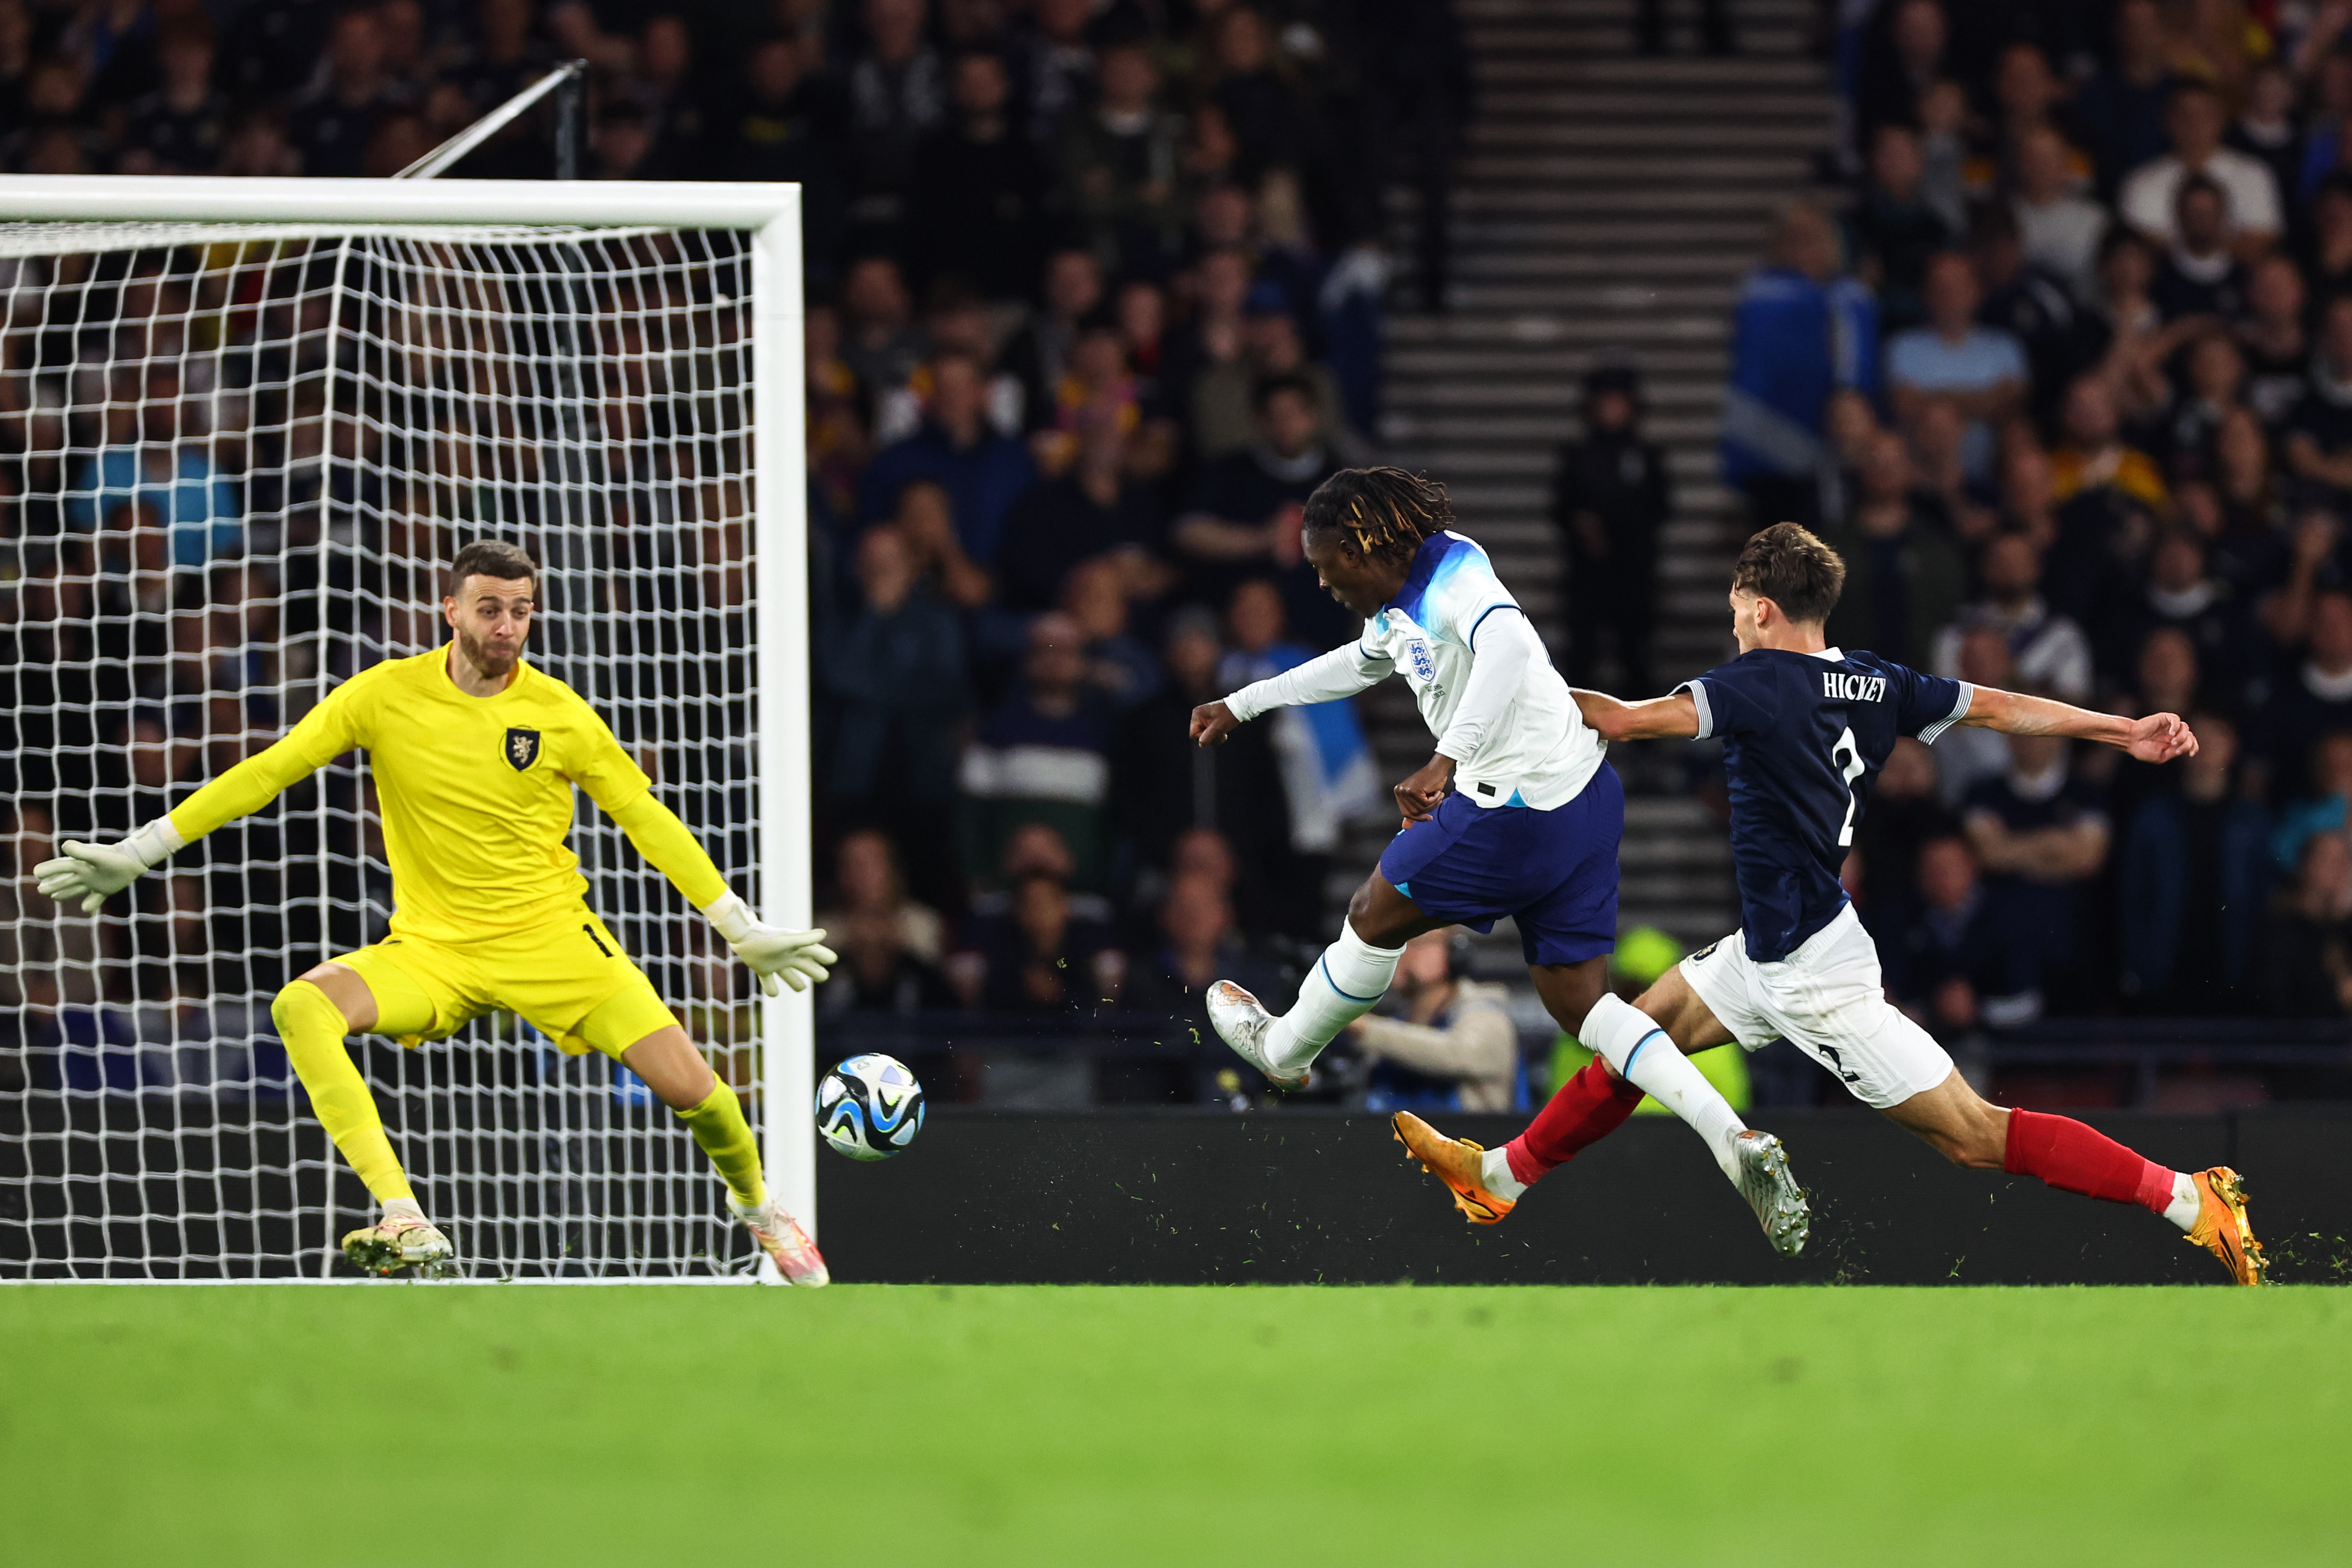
[2184,1167,2266,1286]
[1391,1111,1516,1224]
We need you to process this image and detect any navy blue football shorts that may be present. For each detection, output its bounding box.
[1376,761,1622,967]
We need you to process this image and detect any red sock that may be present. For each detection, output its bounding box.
[1504,1061,1647,1185]
[2002,1107,2177,1213]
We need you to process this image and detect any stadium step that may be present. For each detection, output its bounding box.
[1369,0,1836,947]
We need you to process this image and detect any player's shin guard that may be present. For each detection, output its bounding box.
[678,1078,766,1211]
[271,981,415,1205]
[1263,921,1405,1074]
[1502,1059,1648,1189]
[2003,1107,2185,1220]
[1581,992,1748,1178]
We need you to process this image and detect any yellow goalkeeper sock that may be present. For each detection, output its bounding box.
[271,980,415,1205]
[677,1079,766,1211]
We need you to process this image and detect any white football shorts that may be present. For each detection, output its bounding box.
[1676,903,1954,1110]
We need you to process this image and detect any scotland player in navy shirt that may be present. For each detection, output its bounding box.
[1194,470,1810,1249]
[1393,524,2267,1283]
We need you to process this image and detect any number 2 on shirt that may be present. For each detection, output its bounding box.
[1831,725,1865,846]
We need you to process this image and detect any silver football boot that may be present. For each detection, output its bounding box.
[1730,1129,1810,1256]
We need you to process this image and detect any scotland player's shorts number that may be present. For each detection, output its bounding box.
[1831,726,1865,846]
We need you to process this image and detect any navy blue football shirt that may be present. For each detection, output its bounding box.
[1677,647,1972,962]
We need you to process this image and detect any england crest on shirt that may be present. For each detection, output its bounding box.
[1407,639,1437,682]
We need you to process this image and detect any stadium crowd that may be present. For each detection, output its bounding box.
[1725,0,2352,1032]
[0,0,1473,1102]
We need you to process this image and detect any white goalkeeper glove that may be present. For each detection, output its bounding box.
[34,818,186,913]
[700,892,837,996]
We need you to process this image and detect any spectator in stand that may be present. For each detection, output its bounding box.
[2162,331,2249,480]
[445,0,552,177]
[860,352,1036,569]
[1189,289,1361,463]
[1971,205,2086,434]
[1172,371,1345,647]
[67,377,241,568]
[1964,731,2113,1009]
[1062,37,1184,282]
[1208,5,1302,181]
[117,17,225,175]
[1911,80,1970,240]
[1553,363,1669,696]
[822,524,968,906]
[2151,176,2251,324]
[2052,372,2171,516]
[837,254,926,400]
[1002,249,1104,437]
[1123,871,1279,1057]
[1848,123,1952,334]
[1931,530,2096,703]
[1061,555,1161,713]
[1886,834,2039,1034]
[1015,0,1096,151]
[910,48,1049,301]
[288,6,396,179]
[1853,0,1946,153]
[2304,171,2352,305]
[2259,829,2352,1016]
[2013,124,2110,307]
[2252,587,2352,807]
[2120,710,2267,1013]
[2272,728,2352,880]
[1852,736,1954,927]
[974,871,1123,1013]
[814,828,958,1015]
[1721,200,1879,530]
[890,478,992,611]
[2284,294,2352,510]
[844,0,945,248]
[592,101,653,181]
[2113,532,2261,710]
[1218,576,1381,936]
[1347,929,1523,1114]
[627,14,706,179]
[1886,251,2027,484]
[959,611,1117,890]
[995,420,1160,614]
[1821,428,1967,670]
[2238,253,2310,427]
[2074,0,2176,198]
[2228,61,2304,209]
[1109,605,1295,918]
[720,33,850,277]
[2120,80,2284,255]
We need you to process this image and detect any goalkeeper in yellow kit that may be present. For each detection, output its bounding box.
[35,541,837,1284]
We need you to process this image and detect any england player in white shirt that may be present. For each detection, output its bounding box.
[1189,468,1810,1251]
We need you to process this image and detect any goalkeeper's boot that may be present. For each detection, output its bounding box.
[1390,1112,1516,1224]
[341,1215,454,1278]
[1206,980,1308,1091]
[733,1196,830,1288]
[1730,1129,1810,1258]
[2184,1167,2266,1286]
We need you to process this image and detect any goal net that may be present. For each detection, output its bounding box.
[0,183,811,1280]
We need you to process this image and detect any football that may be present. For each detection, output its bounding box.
[814,1053,926,1161]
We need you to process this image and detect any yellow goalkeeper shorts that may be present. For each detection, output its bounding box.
[330,907,681,1061]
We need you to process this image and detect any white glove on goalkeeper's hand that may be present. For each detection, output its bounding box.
[701,892,837,996]
[34,819,185,913]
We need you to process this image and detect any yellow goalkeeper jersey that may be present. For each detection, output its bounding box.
[168,645,729,944]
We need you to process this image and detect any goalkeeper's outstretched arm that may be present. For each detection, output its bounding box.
[34,697,361,912]
[598,790,836,996]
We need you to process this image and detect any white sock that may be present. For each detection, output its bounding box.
[2163,1171,2201,1232]
[383,1197,426,1224]
[1581,992,1748,1180]
[1264,921,1405,1072]
[1479,1145,1528,1200]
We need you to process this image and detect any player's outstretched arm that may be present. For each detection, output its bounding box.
[1190,640,1389,746]
[602,791,836,996]
[1960,686,2198,763]
[1571,688,1702,743]
[34,708,356,913]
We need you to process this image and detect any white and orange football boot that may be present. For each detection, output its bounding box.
[1391,1111,1517,1225]
[734,1196,830,1287]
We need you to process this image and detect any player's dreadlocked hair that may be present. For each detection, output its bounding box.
[1301,467,1455,567]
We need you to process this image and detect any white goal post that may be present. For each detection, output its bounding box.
[0,175,813,1279]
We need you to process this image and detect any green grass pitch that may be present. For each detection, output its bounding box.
[3,1285,2344,1566]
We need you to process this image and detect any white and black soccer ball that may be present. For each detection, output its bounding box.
[814,1053,925,1161]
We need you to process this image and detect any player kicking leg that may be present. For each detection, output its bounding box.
[1448,523,2259,1282]
[37,539,839,1282]
[1189,468,1805,1248]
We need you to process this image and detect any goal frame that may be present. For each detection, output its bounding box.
[0,173,819,1259]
